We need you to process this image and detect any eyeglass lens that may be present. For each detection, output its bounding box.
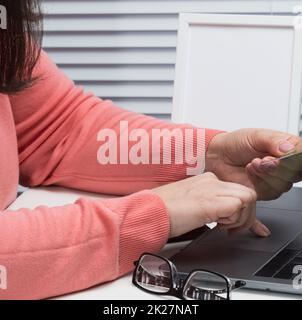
[183,271,229,300]
[135,255,172,293]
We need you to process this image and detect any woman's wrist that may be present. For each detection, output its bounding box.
[205,132,228,173]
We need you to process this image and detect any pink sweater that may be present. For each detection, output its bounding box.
[0,51,220,299]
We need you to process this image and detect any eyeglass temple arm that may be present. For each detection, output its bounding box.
[231,280,246,291]
[179,272,246,294]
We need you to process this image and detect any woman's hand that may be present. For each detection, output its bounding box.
[153,173,270,238]
[206,129,302,200]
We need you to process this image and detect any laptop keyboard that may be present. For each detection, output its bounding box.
[255,233,302,280]
[274,255,302,280]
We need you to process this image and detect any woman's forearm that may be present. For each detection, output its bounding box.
[0,190,169,299]
[10,51,222,195]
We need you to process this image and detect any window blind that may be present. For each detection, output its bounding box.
[42,0,302,124]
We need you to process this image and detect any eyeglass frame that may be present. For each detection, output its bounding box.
[132,253,246,300]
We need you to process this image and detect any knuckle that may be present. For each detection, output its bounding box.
[229,214,239,224]
[224,199,242,217]
[233,198,243,210]
[243,187,257,202]
[241,184,253,193]
[203,172,217,180]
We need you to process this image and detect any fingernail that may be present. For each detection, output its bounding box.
[260,161,277,173]
[258,224,271,237]
[279,141,295,153]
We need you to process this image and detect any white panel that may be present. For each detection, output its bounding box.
[272,1,302,12]
[187,26,292,131]
[173,14,302,135]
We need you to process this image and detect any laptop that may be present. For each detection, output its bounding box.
[170,187,302,295]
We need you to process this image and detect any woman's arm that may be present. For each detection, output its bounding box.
[10,51,221,195]
[0,171,261,300]
[0,190,169,299]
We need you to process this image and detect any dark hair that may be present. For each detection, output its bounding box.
[0,0,43,94]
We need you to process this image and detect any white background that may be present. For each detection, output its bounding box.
[41,0,302,132]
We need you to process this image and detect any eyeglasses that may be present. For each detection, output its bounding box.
[132,253,246,300]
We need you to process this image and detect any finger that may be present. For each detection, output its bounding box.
[252,158,278,175]
[218,210,241,225]
[251,157,290,179]
[227,202,257,234]
[254,171,292,193]
[257,158,299,182]
[214,194,255,229]
[247,162,292,193]
[251,158,268,174]
[246,163,263,185]
[252,155,302,181]
[219,202,254,230]
[250,219,271,237]
[246,164,276,200]
[213,197,243,220]
[218,181,257,204]
[252,130,300,157]
[258,157,302,186]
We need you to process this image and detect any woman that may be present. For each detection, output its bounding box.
[0,0,301,299]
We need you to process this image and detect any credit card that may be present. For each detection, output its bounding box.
[279,150,302,162]
[276,149,302,172]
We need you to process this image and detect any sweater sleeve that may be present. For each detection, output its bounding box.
[9,50,222,195]
[0,190,169,300]
[3,51,222,299]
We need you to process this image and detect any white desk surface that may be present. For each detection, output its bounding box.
[9,187,301,300]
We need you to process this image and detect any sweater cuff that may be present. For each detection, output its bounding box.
[153,128,225,181]
[102,190,170,275]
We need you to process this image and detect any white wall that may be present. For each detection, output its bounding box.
[41,0,302,126]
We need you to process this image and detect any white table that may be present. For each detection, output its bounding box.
[9,187,300,300]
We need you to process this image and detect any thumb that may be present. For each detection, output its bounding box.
[252,130,301,157]
[250,219,271,237]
